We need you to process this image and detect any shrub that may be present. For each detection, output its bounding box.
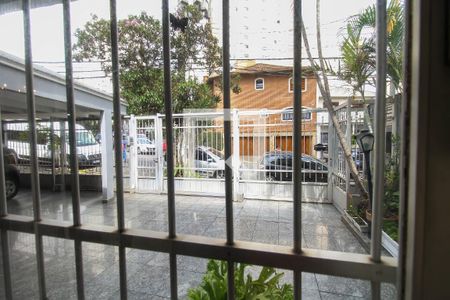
[188,260,293,300]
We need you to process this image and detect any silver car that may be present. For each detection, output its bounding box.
[194,146,225,178]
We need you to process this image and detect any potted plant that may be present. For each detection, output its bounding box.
[344,204,369,233]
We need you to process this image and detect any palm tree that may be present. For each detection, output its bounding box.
[341,0,404,105]
[340,21,376,131]
[300,0,369,200]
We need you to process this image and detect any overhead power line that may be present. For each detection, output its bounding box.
[36,56,345,65]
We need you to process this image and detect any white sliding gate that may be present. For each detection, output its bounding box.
[125,110,329,202]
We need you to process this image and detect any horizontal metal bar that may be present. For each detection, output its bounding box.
[0,214,397,283]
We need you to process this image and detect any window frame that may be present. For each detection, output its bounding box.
[254,77,265,91]
[288,77,307,93]
[281,106,313,121]
[0,1,401,299]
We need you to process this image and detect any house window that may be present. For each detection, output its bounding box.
[288,77,307,93]
[281,107,312,121]
[255,78,264,90]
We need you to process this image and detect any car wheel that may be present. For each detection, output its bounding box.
[214,170,225,179]
[265,175,275,182]
[5,177,19,200]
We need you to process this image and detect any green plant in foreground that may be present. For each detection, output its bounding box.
[188,260,293,300]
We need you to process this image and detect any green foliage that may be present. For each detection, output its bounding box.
[383,221,399,242]
[188,260,293,300]
[384,135,400,215]
[340,0,404,93]
[73,4,221,115]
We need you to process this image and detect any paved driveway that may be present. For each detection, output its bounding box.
[0,190,395,299]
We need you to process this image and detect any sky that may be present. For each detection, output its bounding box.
[0,0,375,93]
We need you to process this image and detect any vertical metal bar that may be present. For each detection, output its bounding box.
[62,0,81,226]
[22,1,47,298]
[372,0,387,264]
[222,0,233,248]
[162,0,178,299]
[109,0,124,233]
[345,98,351,193]
[293,0,303,298]
[222,0,235,298]
[371,0,387,299]
[162,0,176,241]
[0,108,13,300]
[62,1,85,299]
[293,0,303,254]
[60,121,67,190]
[397,0,411,298]
[0,230,12,300]
[50,119,55,191]
[109,1,127,299]
[169,253,177,300]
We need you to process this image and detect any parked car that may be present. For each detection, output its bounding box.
[6,122,101,168]
[194,146,225,178]
[136,137,156,155]
[3,147,20,200]
[259,151,328,182]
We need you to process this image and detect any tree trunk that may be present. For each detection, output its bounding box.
[305,0,369,200]
[360,90,374,133]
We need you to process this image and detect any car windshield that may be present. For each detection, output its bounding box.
[75,132,97,146]
[207,148,224,159]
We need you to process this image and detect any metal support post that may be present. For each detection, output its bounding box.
[129,115,138,192]
[371,0,387,299]
[232,109,241,201]
[109,0,127,298]
[293,0,303,298]
[22,0,47,298]
[162,0,178,298]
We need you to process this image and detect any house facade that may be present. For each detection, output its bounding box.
[209,63,317,157]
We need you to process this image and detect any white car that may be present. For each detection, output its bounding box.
[6,122,101,168]
[194,146,225,178]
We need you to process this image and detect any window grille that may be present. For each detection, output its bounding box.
[0,0,397,299]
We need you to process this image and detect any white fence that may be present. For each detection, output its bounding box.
[121,110,330,202]
[328,103,367,211]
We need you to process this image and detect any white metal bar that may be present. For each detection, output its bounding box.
[0,215,398,283]
[232,109,240,200]
[345,99,351,193]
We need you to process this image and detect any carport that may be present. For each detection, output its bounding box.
[0,50,127,201]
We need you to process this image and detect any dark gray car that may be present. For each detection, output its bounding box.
[260,151,328,182]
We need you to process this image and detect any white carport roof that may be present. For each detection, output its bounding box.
[0,0,75,15]
[0,50,127,121]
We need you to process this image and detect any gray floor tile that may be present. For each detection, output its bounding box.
[316,274,371,298]
[2,191,376,298]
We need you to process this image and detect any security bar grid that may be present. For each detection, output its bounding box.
[0,0,396,300]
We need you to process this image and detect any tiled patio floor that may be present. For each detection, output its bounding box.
[0,190,395,299]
